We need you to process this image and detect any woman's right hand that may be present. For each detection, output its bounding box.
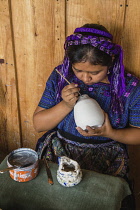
[61,83,80,108]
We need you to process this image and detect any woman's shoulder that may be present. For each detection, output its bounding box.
[125,71,140,88]
[125,72,140,86]
[47,68,59,82]
[124,71,140,99]
[45,67,63,90]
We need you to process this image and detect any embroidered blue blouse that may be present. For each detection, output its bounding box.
[38,70,140,142]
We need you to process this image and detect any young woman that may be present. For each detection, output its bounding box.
[33,23,140,178]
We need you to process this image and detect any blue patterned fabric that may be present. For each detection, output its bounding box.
[38,69,140,142]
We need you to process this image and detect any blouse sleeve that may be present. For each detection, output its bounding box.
[129,84,140,127]
[38,70,58,109]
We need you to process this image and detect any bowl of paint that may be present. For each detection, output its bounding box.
[7,148,39,182]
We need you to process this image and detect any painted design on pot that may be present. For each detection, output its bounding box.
[57,156,82,187]
[74,94,105,130]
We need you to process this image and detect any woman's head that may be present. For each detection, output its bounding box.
[66,24,113,67]
[64,24,113,85]
[56,23,125,114]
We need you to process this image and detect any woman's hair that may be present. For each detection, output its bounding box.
[66,24,112,67]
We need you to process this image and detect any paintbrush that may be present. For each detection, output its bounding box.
[43,158,54,185]
[55,69,81,96]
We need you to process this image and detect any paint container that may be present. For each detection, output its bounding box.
[7,148,39,182]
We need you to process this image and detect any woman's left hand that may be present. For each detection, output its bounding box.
[76,112,114,138]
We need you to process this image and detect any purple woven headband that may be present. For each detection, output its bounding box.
[74,27,113,40]
[64,33,121,57]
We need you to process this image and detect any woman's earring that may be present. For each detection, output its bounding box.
[107,69,110,74]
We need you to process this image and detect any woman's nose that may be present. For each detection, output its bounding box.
[82,73,91,83]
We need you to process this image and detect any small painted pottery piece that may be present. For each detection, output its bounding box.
[74,94,104,130]
[57,156,82,187]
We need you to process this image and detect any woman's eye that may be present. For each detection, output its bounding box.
[91,72,99,75]
[74,69,82,73]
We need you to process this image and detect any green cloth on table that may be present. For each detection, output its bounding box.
[0,156,131,210]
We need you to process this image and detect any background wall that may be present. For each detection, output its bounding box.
[0,0,140,208]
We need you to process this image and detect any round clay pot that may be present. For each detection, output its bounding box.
[74,94,104,130]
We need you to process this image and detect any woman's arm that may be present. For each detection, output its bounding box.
[76,113,140,145]
[108,126,140,145]
[33,101,73,132]
[33,83,80,132]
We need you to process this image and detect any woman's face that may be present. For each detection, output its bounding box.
[72,61,109,85]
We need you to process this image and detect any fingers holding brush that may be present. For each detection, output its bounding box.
[55,68,81,108]
[61,83,80,108]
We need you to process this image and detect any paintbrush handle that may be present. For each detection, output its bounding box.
[55,69,81,96]
[0,166,18,173]
[55,69,71,84]
[43,158,54,185]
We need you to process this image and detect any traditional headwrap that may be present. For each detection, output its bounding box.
[56,27,125,114]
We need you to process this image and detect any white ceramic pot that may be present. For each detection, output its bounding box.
[74,94,104,130]
[57,156,82,187]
